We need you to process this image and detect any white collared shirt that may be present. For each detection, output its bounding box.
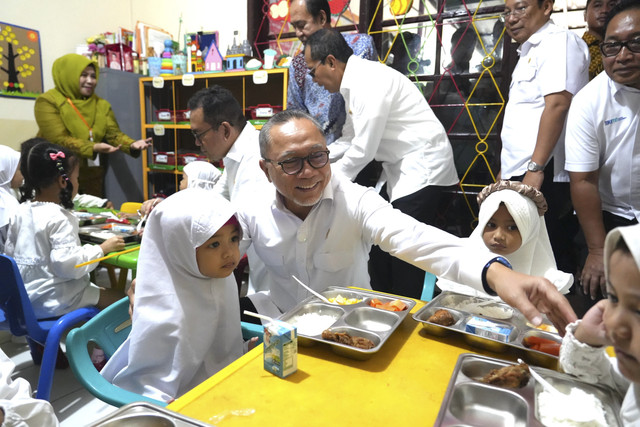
[332,56,458,202]
[501,21,589,182]
[565,72,640,221]
[238,173,493,314]
[213,122,270,203]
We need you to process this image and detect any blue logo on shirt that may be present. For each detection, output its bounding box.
[604,116,627,125]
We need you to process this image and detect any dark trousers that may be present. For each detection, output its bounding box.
[511,159,579,276]
[568,210,638,317]
[368,184,451,299]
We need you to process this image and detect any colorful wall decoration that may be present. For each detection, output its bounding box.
[0,22,43,100]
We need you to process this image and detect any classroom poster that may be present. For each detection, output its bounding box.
[0,22,43,99]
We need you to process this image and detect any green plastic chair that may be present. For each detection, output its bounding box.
[66,297,264,408]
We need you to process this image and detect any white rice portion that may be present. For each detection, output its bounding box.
[537,387,608,426]
[289,313,338,336]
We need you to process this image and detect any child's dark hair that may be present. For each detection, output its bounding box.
[20,139,78,209]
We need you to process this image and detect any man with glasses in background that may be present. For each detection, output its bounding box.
[237,109,578,334]
[565,0,640,302]
[500,0,589,293]
[303,29,459,299]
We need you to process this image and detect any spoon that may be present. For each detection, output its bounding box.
[518,358,564,397]
[291,275,331,304]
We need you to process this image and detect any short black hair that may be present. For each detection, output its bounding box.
[604,0,640,35]
[187,85,246,130]
[259,109,324,158]
[304,0,331,23]
[306,29,354,63]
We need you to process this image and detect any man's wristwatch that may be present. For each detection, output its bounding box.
[527,160,545,172]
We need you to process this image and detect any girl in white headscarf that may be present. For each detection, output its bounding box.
[559,224,640,425]
[101,188,244,402]
[437,180,573,297]
[0,146,22,250]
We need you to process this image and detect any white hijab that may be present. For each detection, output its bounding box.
[183,161,221,190]
[102,188,243,402]
[604,223,640,275]
[471,189,573,293]
[0,146,20,229]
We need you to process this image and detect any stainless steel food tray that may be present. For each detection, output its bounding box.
[79,224,140,244]
[88,401,211,426]
[413,291,562,367]
[278,286,416,360]
[435,353,622,427]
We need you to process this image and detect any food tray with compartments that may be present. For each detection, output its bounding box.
[78,224,140,244]
[435,353,622,426]
[413,291,562,368]
[277,286,416,360]
[73,211,109,226]
[88,402,210,426]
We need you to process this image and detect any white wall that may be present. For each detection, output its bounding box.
[0,0,247,149]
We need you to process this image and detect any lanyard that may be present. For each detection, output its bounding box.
[66,98,94,142]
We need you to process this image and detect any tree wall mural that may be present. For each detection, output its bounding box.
[0,22,43,99]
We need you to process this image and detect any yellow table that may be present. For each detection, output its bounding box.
[168,301,520,426]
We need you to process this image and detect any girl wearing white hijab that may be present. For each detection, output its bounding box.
[101,188,244,402]
[0,146,22,250]
[180,161,221,191]
[437,181,573,297]
[559,224,640,425]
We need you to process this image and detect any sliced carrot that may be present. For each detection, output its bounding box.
[523,336,557,347]
[389,300,407,311]
[537,342,561,356]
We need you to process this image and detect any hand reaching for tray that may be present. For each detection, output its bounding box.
[486,263,577,336]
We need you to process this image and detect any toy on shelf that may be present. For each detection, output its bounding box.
[204,38,223,72]
[187,35,205,73]
[161,39,173,76]
[224,30,250,71]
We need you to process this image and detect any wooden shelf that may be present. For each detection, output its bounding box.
[139,68,288,199]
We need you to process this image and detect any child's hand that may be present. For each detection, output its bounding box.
[100,236,125,255]
[247,336,259,351]
[574,300,610,347]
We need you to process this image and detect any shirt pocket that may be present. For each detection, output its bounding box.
[510,64,540,103]
[313,250,355,273]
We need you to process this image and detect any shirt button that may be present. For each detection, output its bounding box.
[297,231,307,242]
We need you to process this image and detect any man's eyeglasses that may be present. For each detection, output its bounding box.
[308,56,328,78]
[264,150,330,175]
[501,5,528,19]
[600,38,640,57]
[192,127,213,142]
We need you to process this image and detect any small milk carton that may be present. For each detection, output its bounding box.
[263,320,297,378]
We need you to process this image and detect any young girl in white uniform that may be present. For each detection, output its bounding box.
[101,188,245,402]
[559,224,640,425]
[437,180,573,297]
[3,141,124,319]
[0,146,22,251]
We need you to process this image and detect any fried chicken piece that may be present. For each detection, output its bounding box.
[427,309,456,326]
[480,363,531,389]
[321,330,375,349]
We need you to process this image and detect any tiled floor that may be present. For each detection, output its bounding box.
[1,336,117,426]
[0,267,126,426]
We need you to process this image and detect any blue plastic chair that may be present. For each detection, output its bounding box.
[0,254,99,401]
[421,271,437,302]
[66,297,264,408]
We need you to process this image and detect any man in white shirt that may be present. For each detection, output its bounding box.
[140,86,268,213]
[500,0,589,279]
[303,28,459,299]
[238,109,577,334]
[565,0,640,300]
[186,86,269,204]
